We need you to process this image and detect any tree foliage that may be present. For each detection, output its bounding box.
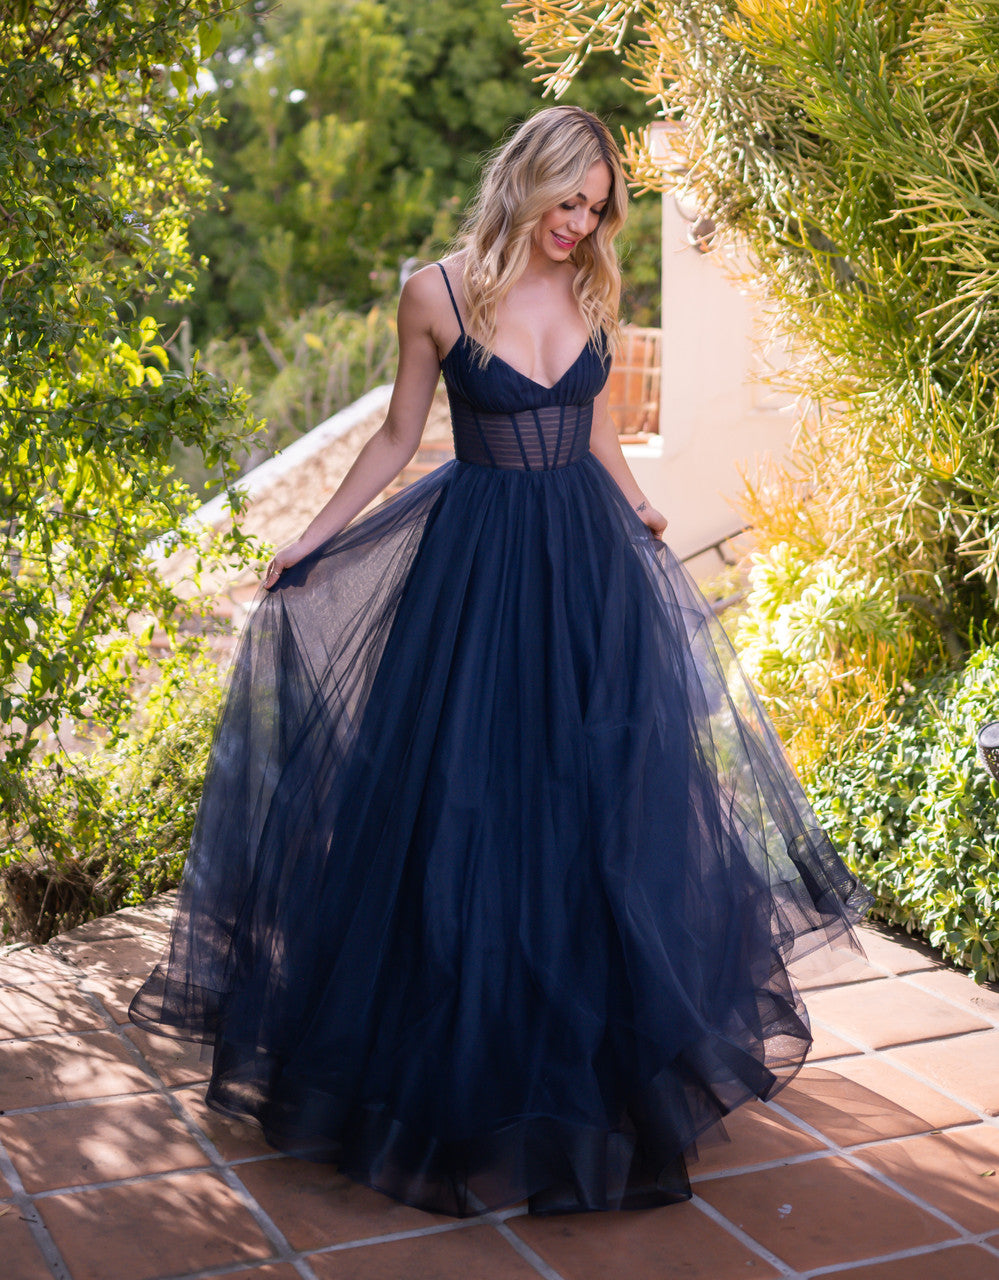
[0,1,258,868]
[184,0,662,341]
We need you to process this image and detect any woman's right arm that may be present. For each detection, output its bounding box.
[262,271,444,589]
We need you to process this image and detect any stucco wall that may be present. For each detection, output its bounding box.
[623,192,799,581]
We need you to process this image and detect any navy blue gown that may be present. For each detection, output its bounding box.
[131,264,871,1216]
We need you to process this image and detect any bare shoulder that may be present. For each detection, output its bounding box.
[436,250,467,278]
[395,263,429,310]
[401,257,466,352]
[398,261,445,324]
[406,254,465,297]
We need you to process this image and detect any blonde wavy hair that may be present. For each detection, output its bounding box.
[458,105,628,362]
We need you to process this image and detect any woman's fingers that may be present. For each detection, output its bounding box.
[641,508,668,539]
[261,540,309,589]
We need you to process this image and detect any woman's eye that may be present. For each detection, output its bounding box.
[561,203,576,211]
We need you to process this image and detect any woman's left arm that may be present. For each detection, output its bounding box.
[588,382,668,538]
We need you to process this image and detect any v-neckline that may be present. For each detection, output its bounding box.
[444,332,592,392]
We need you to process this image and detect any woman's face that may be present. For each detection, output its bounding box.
[533,160,612,263]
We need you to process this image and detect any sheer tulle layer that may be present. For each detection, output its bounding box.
[130,452,870,1216]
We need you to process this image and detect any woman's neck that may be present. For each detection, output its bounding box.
[521,249,575,284]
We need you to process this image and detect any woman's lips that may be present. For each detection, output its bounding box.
[552,232,577,248]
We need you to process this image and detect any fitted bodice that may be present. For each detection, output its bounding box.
[435,264,610,472]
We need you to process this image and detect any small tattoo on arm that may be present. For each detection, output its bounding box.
[635,501,648,513]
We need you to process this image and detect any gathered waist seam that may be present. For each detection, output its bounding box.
[452,448,592,474]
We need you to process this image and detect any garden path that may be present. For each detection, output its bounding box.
[1,901,998,1280]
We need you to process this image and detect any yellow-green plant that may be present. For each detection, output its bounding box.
[730,541,922,766]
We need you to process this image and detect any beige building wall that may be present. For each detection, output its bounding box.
[622,165,799,581]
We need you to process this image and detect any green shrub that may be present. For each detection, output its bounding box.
[1,652,222,945]
[806,643,999,982]
[206,301,398,453]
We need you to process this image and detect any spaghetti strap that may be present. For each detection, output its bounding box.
[437,262,465,334]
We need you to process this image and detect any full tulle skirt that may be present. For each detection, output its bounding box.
[130,451,870,1216]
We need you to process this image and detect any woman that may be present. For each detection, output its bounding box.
[131,105,871,1217]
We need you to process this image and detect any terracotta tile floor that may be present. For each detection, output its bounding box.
[2,904,998,1280]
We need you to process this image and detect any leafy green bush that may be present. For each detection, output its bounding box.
[1,652,222,945]
[0,1,260,907]
[199,300,398,468]
[807,643,999,983]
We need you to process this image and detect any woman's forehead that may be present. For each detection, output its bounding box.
[572,161,612,203]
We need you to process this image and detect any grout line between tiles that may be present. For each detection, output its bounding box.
[798,1231,999,1277]
[204,1150,288,1169]
[0,1091,75,1280]
[489,1219,571,1280]
[807,1000,996,1055]
[690,1147,836,1185]
[492,1203,531,1221]
[303,1218,493,1254]
[802,1021,999,1128]
[0,1087,163,1117]
[897,970,999,1028]
[803,1019,885,1058]
[795,924,995,996]
[29,1164,219,1200]
[791,943,898,991]
[809,967,999,1029]
[113,1262,293,1280]
[690,1192,799,1278]
[0,1025,130,1046]
[843,1121,993,1152]
[0,958,80,982]
[766,1096,986,1242]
